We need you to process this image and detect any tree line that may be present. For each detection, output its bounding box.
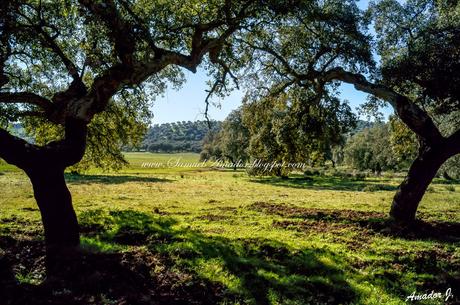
[203,107,460,179]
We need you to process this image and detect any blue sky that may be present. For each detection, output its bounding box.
[150,70,393,124]
[150,0,394,124]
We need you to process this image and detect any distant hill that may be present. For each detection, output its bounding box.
[137,119,374,153]
[140,120,221,153]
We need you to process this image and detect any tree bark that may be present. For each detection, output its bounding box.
[390,143,453,222]
[27,166,80,274]
[0,118,87,276]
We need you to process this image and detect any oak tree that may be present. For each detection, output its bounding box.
[238,0,460,222]
[0,0,291,274]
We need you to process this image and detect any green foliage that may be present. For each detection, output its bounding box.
[344,123,399,172]
[200,130,223,161]
[388,116,418,166]
[22,92,152,172]
[438,112,460,179]
[2,0,281,170]
[199,108,249,168]
[441,155,460,180]
[218,108,250,166]
[372,0,460,116]
[242,89,356,176]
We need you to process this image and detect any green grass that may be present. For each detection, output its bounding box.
[0,152,459,304]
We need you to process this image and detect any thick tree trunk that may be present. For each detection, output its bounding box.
[0,118,87,276]
[27,167,80,274]
[390,144,451,222]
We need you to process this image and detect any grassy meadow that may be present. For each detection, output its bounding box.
[0,152,459,305]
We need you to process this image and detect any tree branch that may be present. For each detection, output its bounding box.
[36,26,81,83]
[67,0,252,122]
[0,127,36,170]
[246,38,444,144]
[78,0,135,65]
[319,67,443,144]
[0,92,54,112]
[15,7,83,84]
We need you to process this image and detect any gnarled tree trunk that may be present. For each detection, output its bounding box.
[390,140,458,222]
[26,166,80,274]
[0,118,87,276]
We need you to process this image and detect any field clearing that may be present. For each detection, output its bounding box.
[0,152,459,305]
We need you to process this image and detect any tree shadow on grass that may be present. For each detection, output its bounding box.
[3,210,459,304]
[432,178,460,185]
[250,176,399,192]
[0,210,359,305]
[65,174,174,185]
[0,231,232,305]
[82,209,358,304]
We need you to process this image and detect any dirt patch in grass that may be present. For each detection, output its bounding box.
[251,202,460,243]
[172,211,191,215]
[153,208,169,215]
[249,201,386,221]
[194,214,231,222]
[273,219,351,233]
[272,219,374,250]
[217,207,238,212]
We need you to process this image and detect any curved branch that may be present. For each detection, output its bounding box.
[0,92,54,111]
[78,0,135,65]
[15,7,82,84]
[242,39,444,144]
[0,118,87,170]
[37,27,81,82]
[0,127,36,170]
[320,68,443,144]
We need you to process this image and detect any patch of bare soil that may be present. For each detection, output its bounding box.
[250,202,460,243]
[272,219,351,233]
[0,235,232,305]
[217,207,238,212]
[272,219,373,251]
[194,214,231,221]
[249,201,385,221]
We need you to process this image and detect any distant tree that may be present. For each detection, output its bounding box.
[434,113,460,180]
[200,130,223,161]
[142,120,219,153]
[242,88,356,176]
[388,116,418,168]
[216,108,250,170]
[344,123,398,173]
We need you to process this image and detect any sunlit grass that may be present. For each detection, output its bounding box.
[0,152,459,304]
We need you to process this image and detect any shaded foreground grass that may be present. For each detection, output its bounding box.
[0,153,459,304]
